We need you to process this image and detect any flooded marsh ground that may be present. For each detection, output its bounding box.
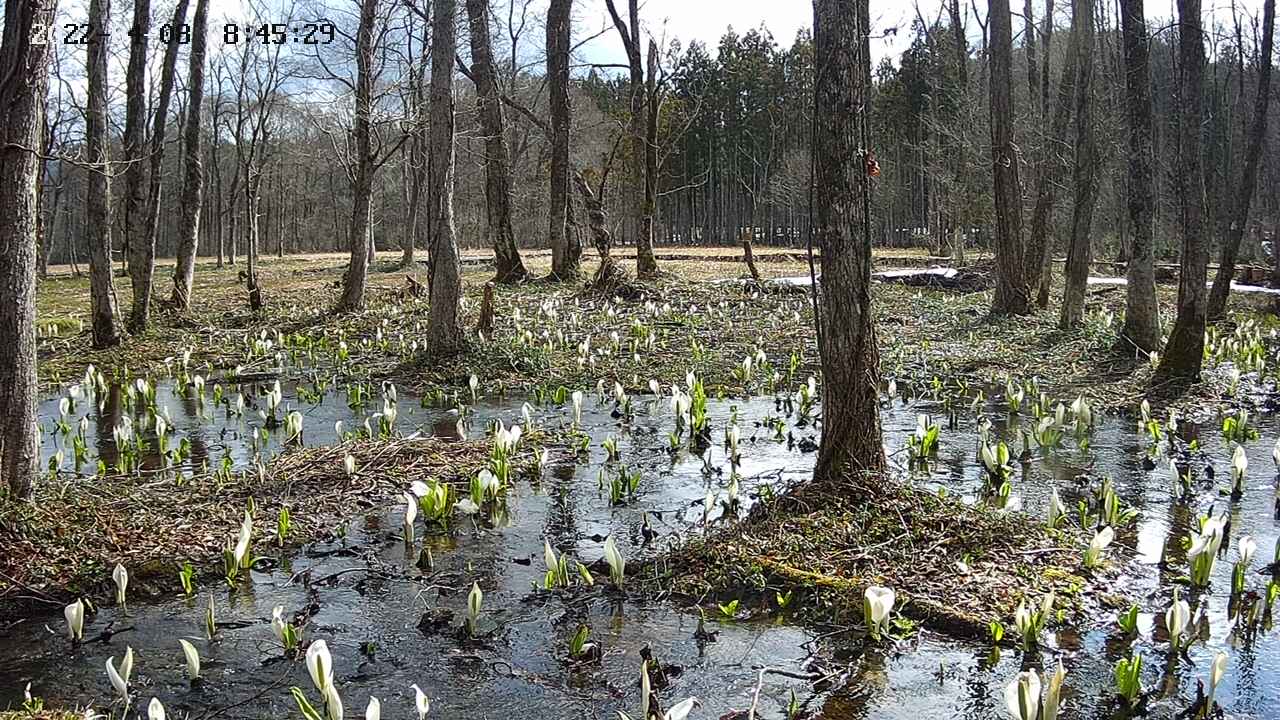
[7,250,1280,719]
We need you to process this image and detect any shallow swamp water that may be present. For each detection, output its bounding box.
[2,374,1279,719]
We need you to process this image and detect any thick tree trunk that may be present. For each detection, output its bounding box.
[1059,0,1098,328]
[336,0,379,312]
[546,0,580,279]
[1155,0,1210,381]
[0,0,56,497]
[988,0,1032,316]
[171,0,210,310]
[466,0,529,284]
[425,0,464,354]
[1116,0,1162,352]
[122,0,151,329]
[86,0,122,348]
[1206,0,1274,319]
[812,0,886,479]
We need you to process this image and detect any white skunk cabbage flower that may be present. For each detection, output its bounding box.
[863,585,896,640]
[467,582,484,632]
[148,697,166,720]
[364,697,380,720]
[112,563,129,609]
[233,511,253,569]
[1165,588,1190,649]
[571,390,583,425]
[178,638,200,680]
[306,639,334,692]
[1042,660,1066,720]
[455,498,479,516]
[1070,395,1092,429]
[603,535,626,586]
[403,493,418,544]
[544,540,558,573]
[65,599,85,640]
[1003,669,1041,720]
[469,373,479,401]
[285,411,304,441]
[1239,535,1257,567]
[344,454,357,477]
[1084,526,1114,568]
[1231,444,1248,490]
[662,697,697,720]
[649,379,661,396]
[119,646,134,684]
[1047,488,1065,528]
[1207,651,1228,709]
[411,683,430,719]
[324,682,343,720]
[271,605,295,646]
[105,655,129,704]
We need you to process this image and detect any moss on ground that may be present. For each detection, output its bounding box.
[660,474,1096,640]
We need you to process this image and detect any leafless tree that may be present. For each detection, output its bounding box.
[1116,0,1162,352]
[1155,0,1210,381]
[171,0,212,310]
[988,0,1032,315]
[86,0,122,347]
[812,0,886,478]
[424,0,464,353]
[0,0,58,496]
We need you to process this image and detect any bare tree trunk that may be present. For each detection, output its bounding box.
[466,0,529,284]
[1155,0,1210,381]
[0,0,56,497]
[639,40,660,278]
[812,0,886,479]
[336,0,379,312]
[86,0,122,348]
[128,0,189,330]
[606,0,658,278]
[1059,0,1098,328]
[989,0,1032,316]
[171,0,210,310]
[1026,4,1080,309]
[1207,0,1274,319]
[402,22,429,271]
[1116,0,1162,352]
[122,0,151,329]
[547,0,580,279]
[425,0,464,353]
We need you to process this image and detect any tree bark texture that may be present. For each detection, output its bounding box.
[1116,0,1162,352]
[0,0,56,497]
[172,0,211,310]
[988,0,1032,316]
[812,0,887,480]
[337,0,379,311]
[1155,0,1210,381]
[86,0,122,348]
[122,0,151,329]
[546,0,580,278]
[1059,0,1098,328]
[129,0,189,329]
[425,0,464,354]
[465,0,529,284]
